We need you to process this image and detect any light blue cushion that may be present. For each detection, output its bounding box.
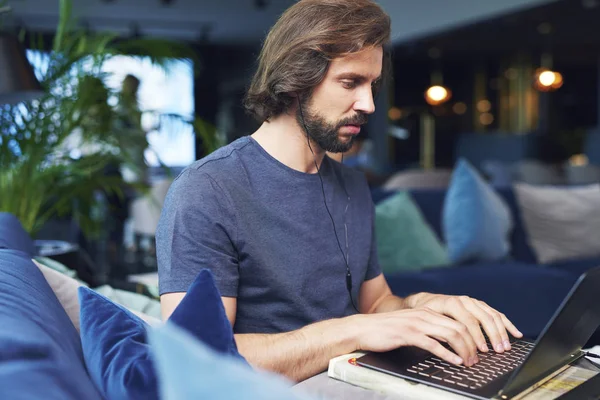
[148,322,316,400]
[443,159,513,264]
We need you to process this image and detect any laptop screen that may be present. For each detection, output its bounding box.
[501,266,600,397]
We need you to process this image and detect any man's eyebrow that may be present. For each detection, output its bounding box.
[335,72,382,82]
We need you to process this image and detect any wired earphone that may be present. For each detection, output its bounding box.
[297,97,360,314]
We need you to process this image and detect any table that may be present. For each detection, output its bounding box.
[293,372,397,400]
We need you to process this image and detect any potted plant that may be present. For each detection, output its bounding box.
[0,0,216,239]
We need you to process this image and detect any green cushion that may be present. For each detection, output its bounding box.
[375,191,450,274]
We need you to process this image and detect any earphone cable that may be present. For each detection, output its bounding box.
[297,101,359,313]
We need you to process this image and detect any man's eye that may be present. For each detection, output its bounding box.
[341,80,356,89]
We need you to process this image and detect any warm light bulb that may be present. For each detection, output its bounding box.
[477,99,491,113]
[569,154,589,166]
[480,113,494,126]
[453,102,467,115]
[425,85,451,105]
[427,86,447,101]
[388,107,403,121]
[538,71,556,87]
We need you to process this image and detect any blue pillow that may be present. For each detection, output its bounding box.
[443,159,513,264]
[0,250,103,400]
[148,322,315,400]
[79,269,246,400]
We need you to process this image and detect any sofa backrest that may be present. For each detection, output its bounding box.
[371,187,537,264]
[585,131,600,166]
[455,132,540,172]
[0,213,36,256]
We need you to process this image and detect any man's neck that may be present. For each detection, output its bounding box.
[251,111,325,174]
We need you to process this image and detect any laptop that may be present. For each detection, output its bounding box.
[356,266,600,400]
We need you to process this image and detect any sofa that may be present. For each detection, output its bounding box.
[372,185,600,345]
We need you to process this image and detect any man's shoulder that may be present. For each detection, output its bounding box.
[187,136,253,174]
[168,136,253,191]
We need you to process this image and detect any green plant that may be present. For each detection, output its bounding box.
[0,0,208,236]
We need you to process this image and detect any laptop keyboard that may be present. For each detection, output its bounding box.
[405,340,534,390]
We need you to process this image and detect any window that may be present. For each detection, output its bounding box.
[102,56,195,168]
[26,51,196,168]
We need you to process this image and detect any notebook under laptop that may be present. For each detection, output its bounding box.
[356,266,600,400]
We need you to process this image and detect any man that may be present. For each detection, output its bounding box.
[156,0,522,383]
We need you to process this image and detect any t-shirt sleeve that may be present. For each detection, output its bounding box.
[364,196,382,281]
[156,169,239,296]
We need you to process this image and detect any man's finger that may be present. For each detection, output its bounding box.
[424,305,480,361]
[444,298,489,353]
[415,315,476,366]
[477,301,522,348]
[460,298,505,353]
[409,330,465,366]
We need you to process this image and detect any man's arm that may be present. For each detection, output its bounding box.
[235,316,358,382]
[161,287,494,382]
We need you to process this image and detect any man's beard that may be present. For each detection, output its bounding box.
[296,98,367,153]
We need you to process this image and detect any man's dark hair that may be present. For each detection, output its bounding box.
[244,0,391,123]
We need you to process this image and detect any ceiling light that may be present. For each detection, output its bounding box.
[425,85,451,106]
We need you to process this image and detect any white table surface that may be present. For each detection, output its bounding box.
[293,371,399,400]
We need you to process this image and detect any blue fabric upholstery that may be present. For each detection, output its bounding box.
[443,159,513,264]
[168,269,246,360]
[79,269,247,400]
[493,189,537,264]
[0,250,103,400]
[0,213,36,256]
[79,287,157,400]
[546,257,600,278]
[585,131,600,165]
[148,323,314,400]
[385,262,579,340]
[455,132,540,171]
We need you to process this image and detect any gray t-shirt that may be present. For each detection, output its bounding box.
[156,136,381,334]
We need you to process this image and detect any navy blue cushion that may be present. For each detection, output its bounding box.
[0,213,35,256]
[0,250,103,400]
[385,262,579,340]
[79,269,247,400]
[494,189,537,264]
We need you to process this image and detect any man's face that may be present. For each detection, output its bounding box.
[296,46,383,153]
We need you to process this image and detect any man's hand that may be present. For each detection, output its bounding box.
[405,293,523,355]
[355,308,486,367]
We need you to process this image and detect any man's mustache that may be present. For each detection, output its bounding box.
[337,114,368,128]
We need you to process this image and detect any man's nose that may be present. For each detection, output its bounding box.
[354,87,375,114]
